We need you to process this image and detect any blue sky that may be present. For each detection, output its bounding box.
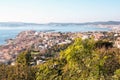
[0,0,120,23]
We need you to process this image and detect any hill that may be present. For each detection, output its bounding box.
[0,21,120,27]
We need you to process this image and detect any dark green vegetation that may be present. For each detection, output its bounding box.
[0,50,38,80]
[0,38,120,80]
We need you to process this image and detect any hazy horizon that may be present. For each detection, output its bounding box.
[0,20,120,24]
[0,0,120,23]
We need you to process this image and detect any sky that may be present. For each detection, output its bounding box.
[0,0,120,23]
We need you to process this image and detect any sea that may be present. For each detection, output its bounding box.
[0,25,111,45]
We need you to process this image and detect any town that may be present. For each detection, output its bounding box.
[0,30,120,65]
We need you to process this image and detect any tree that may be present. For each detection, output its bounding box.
[36,38,120,80]
[16,50,32,66]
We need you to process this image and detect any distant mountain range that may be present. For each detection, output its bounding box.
[48,21,120,25]
[0,22,41,27]
[0,21,120,26]
[81,21,120,25]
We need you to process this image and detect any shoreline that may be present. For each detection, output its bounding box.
[0,29,120,64]
[0,23,120,64]
[0,24,114,45]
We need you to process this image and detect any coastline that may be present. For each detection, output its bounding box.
[0,29,120,64]
[0,23,120,64]
[0,24,111,45]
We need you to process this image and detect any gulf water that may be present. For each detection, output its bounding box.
[0,25,111,45]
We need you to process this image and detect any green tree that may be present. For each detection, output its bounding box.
[36,38,120,80]
[16,50,32,66]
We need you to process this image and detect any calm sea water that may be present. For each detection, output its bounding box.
[0,25,111,45]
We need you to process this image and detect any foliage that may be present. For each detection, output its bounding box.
[113,69,120,79]
[0,50,38,80]
[0,64,38,80]
[0,38,120,80]
[95,40,113,49]
[16,50,32,66]
[36,58,65,80]
[36,38,120,80]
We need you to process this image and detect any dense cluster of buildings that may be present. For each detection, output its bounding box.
[0,30,120,65]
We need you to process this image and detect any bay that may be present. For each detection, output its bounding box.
[0,25,111,45]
